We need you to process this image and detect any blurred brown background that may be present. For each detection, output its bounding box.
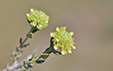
[0,0,113,71]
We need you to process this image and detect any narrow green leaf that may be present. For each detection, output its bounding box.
[28,64,34,67]
[32,51,37,58]
[52,50,61,55]
[19,38,22,44]
[35,60,45,64]
[41,53,49,59]
[22,43,30,47]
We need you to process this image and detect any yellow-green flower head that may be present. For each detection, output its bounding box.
[26,8,49,30]
[50,27,76,55]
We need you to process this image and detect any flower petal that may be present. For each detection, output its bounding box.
[70,32,74,36]
[56,27,59,32]
[26,13,31,18]
[72,46,76,49]
[54,45,58,50]
[30,8,35,12]
[50,33,55,37]
[67,49,72,53]
[61,49,65,55]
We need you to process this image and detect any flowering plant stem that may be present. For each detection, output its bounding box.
[2,8,76,71]
[20,37,28,48]
[28,37,54,64]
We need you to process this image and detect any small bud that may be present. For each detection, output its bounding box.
[34,18,36,21]
[46,16,49,20]
[50,33,55,37]
[39,25,43,28]
[30,22,36,27]
[26,13,31,18]
[72,46,76,49]
[54,45,58,50]
[46,21,48,24]
[67,49,72,53]
[56,38,59,42]
[30,8,35,12]
[61,50,65,55]
[56,27,59,32]
[70,32,74,36]
[62,45,64,48]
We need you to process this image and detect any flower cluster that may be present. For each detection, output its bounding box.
[26,8,49,30]
[2,8,77,71]
[50,27,76,55]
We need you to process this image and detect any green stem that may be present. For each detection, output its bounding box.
[28,43,54,64]
[28,37,54,64]
[20,27,34,48]
[20,37,29,48]
[16,27,34,55]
